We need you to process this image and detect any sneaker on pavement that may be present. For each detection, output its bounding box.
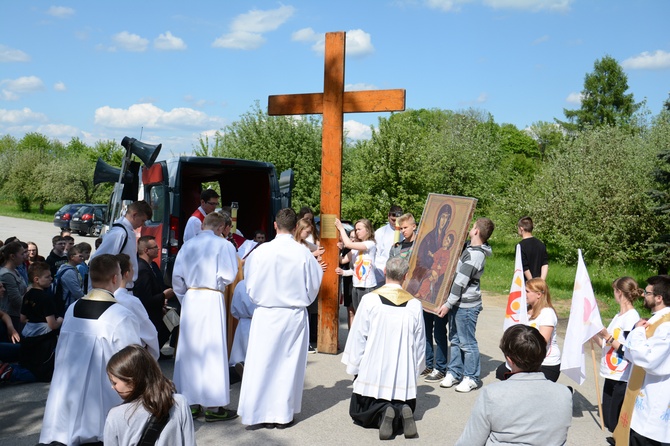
[420,367,433,377]
[455,376,479,393]
[439,373,461,388]
[205,407,238,422]
[190,404,203,418]
[308,344,317,354]
[424,369,445,383]
[0,362,13,381]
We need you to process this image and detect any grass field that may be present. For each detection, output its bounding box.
[483,234,654,321]
[0,201,59,223]
[0,199,656,322]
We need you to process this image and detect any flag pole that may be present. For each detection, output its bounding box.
[590,340,605,431]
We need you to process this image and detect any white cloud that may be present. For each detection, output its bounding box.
[36,123,80,138]
[425,0,471,12]
[344,120,372,140]
[622,50,670,70]
[94,103,226,130]
[54,82,66,91]
[476,92,489,103]
[0,107,48,124]
[292,28,318,42]
[566,92,582,104]
[0,44,30,62]
[213,31,265,50]
[482,0,572,12]
[345,83,378,91]
[112,31,149,52]
[213,5,294,50]
[0,76,45,100]
[346,30,375,56]
[154,31,187,51]
[425,0,572,12]
[292,28,374,56]
[532,35,549,45]
[47,6,75,18]
[183,95,213,108]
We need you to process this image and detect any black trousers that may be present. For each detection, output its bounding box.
[602,378,627,433]
[349,393,416,435]
[630,428,670,446]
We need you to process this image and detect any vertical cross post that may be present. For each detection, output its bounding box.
[268,31,405,354]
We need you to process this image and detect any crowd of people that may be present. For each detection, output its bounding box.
[0,197,669,446]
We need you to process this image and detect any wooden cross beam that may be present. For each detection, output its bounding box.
[268,31,406,354]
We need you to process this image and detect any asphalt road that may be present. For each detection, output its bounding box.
[0,216,610,445]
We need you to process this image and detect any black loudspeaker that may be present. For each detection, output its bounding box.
[93,158,140,201]
[93,158,134,185]
[121,136,161,167]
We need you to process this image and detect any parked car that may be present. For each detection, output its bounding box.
[53,203,86,230]
[70,204,107,237]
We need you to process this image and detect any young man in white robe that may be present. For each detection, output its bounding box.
[89,200,152,291]
[373,205,402,285]
[172,211,239,422]
[228,278,256,368]
[616,275,670,445]
[113,253,160,360]
[239,208,323,427]
[342,256,426,440]
[39,254,142,446]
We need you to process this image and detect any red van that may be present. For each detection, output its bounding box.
[136,156,292,285]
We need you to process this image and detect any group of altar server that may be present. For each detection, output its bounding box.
[38,205,430,444]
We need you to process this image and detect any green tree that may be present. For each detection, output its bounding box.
[342,108,506,226]
[648,110,670,272]
[561,55,642,130]
[201,102,323,211]
[507,125,659,264]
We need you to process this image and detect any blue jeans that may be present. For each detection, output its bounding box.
[423,311,448,373]
[447,304,482,381]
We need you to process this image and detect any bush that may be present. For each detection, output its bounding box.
[504,125,659,264]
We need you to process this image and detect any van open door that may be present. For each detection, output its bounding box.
[279,169,294,209]
[140,162,170,270]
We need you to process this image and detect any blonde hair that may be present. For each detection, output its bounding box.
[526,278,555,320]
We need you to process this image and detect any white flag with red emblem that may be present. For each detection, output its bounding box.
[560,249,604,384]
[503,245,528,331]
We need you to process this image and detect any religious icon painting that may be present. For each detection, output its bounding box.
[404,193,477,314]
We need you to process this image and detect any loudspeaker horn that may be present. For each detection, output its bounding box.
[93,158,134,186]
[121,136,162,167]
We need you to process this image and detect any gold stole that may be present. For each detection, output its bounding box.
[85,289,117,302]
[613,312,670,445]
[371,285,415,306]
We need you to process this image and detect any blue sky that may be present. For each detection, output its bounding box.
[1,1,669,159]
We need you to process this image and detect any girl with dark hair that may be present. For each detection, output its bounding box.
[592,277,641,432]
[104,344,195,445]
[0,241,28,332]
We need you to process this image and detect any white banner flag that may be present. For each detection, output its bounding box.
[503,244,528,331]
[560,249,604,384]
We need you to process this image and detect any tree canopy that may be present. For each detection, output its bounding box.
[562,55,642,130]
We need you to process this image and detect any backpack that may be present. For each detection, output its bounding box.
[51,265,77,317]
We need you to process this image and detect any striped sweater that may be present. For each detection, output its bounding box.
[445,243,492,310]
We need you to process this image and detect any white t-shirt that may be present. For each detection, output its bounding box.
[599,308,640,381]
[529,307,561,366]
[351,240,377,289]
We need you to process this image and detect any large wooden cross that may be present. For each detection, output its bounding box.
[268,31,405,354]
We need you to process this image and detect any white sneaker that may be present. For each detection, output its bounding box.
[439,373,461,388]
[455,376,478,393]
